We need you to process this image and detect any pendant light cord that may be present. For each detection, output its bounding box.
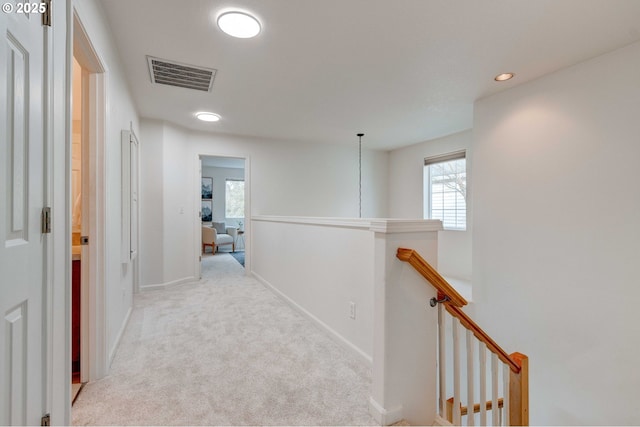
[357,133,364,218]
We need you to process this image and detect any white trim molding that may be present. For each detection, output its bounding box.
[251,215,372,230]
[433,415,454,426]
[369,397,403,426]
[108,306,132,367]
[251,215,443,234]
[368,218,443,234]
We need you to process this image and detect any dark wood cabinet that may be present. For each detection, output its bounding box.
[72,259,81,381]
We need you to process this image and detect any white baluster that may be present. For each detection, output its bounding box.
[479,342,487,426]
[466,330,475,426]
[503,364,510,426]
[439,304,446,418]
[491,353,499,426]
[453,317,461,425]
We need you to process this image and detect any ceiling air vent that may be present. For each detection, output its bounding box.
[147,56,216,92]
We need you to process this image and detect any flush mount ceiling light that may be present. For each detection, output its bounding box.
[217,11,261,38]
[195,112,221,122]
[494,73,515,82]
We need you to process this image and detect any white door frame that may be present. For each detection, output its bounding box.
[195,154,251,275]
[72,8,108,383]
[48,0,71,423]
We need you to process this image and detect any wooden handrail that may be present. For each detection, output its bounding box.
[444,304,520,374]
[396,248,467,307]
[396,247,521,373]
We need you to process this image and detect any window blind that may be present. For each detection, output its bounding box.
[424,150,467,230]
[424,149,466,166]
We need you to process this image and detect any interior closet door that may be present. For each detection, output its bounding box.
[0,6,49,425]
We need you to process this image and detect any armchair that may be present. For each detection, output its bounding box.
[202,223,238,253]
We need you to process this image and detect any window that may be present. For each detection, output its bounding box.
[424,151,466,230]
[225,179,245,219]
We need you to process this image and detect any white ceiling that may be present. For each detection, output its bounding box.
[99,0,640,150]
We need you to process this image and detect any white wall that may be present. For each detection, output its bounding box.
[251,217,375,362]
[223,133,388,218]
[473,41,640,425]
[139,120,390,287]
[74,0,139,364]
[139,120,163,287]
[201,165,245,225]
[161,124,193,285]
[389,130,472,281]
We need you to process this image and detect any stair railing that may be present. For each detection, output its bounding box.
[397,248,528,426]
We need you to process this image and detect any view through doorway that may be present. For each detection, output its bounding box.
[70,55,84,403]
[200,156,247,273]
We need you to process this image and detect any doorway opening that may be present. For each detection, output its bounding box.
[198,156,249,275]
[70,55,83,402]
[70,9,108,405]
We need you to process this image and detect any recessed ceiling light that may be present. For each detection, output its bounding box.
[494,73,515,82]
[217,11,261,38]
[196,112,221,122]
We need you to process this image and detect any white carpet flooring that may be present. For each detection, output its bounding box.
[72,252,378,426]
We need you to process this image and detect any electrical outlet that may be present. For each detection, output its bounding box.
[350,302,356,319]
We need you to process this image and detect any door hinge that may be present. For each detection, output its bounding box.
[41,207,51,234]
[41,413,50,426]
[42,0,52,27]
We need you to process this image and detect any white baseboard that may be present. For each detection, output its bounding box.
[108,306,132,368]
[368,397,403,426]
[433,415,453,426]
[139,275,198,291]
[251,271,373,368]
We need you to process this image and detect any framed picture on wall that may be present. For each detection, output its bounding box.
[201,200,213,222]
[201,177,213,199]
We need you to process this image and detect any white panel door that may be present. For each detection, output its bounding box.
[0,6,47,426]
